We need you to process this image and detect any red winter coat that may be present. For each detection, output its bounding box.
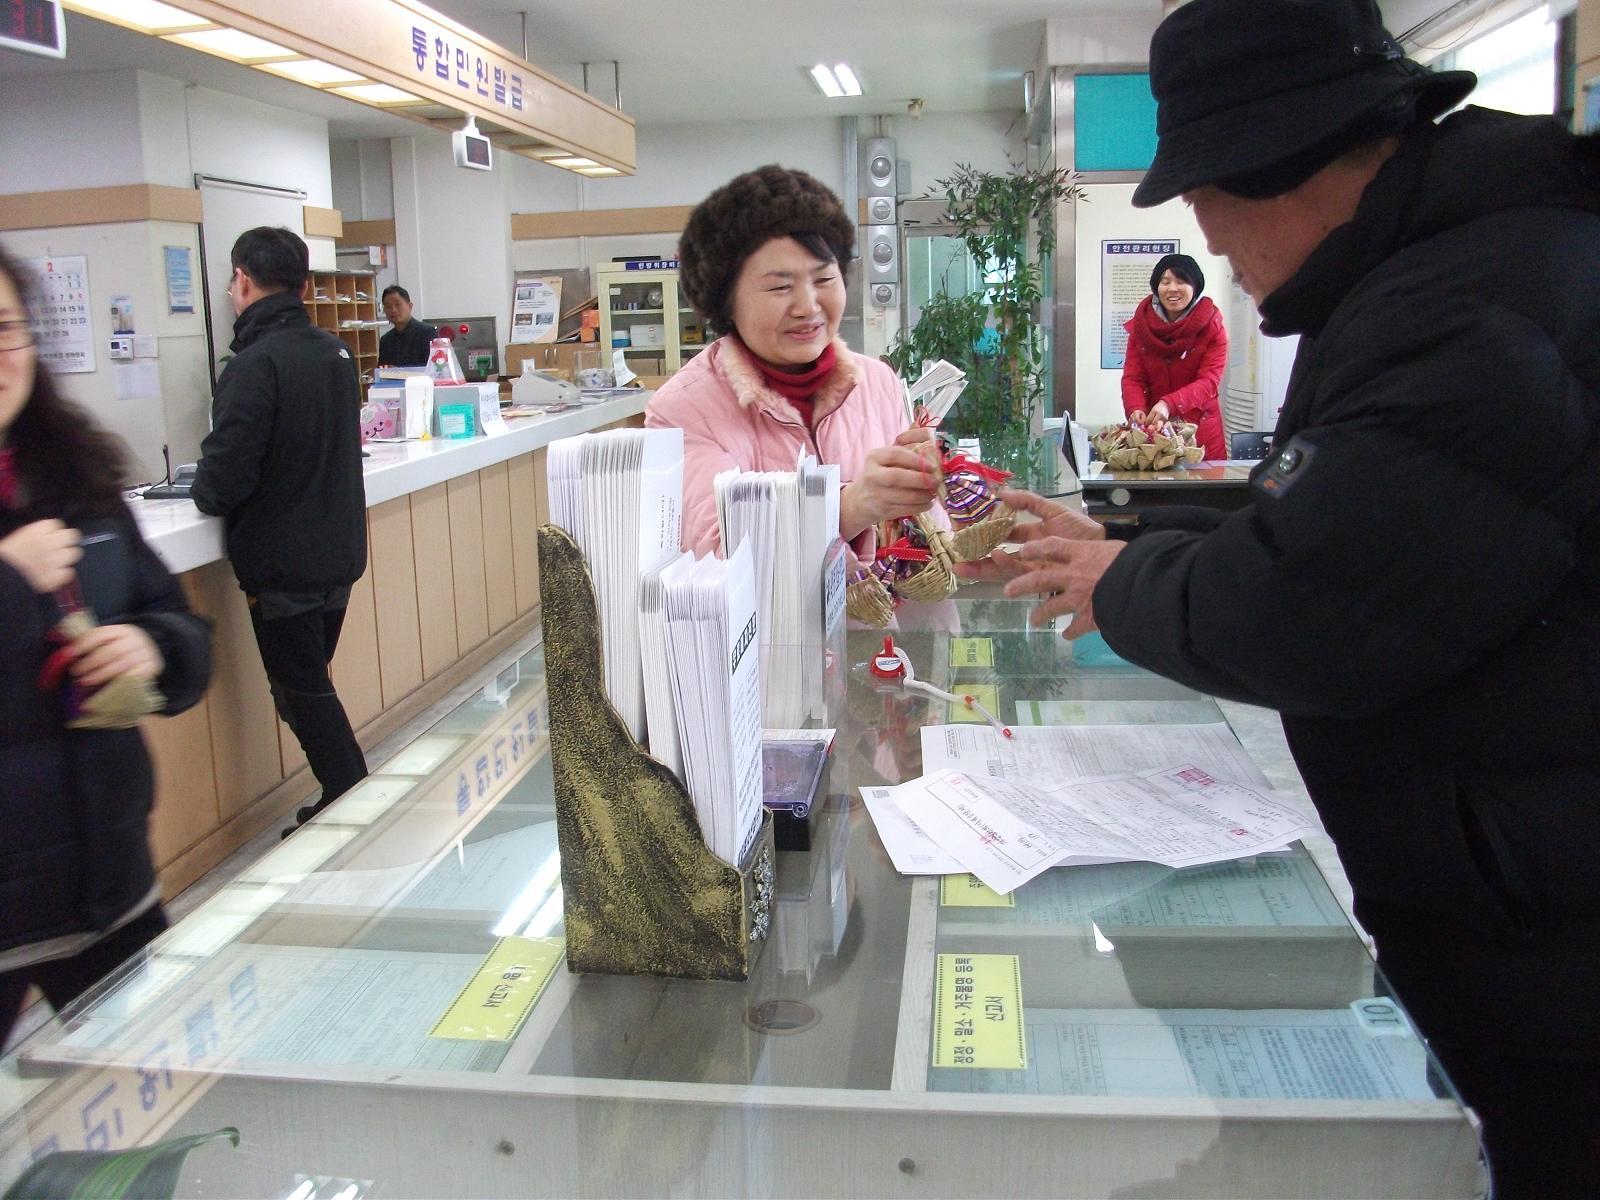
[1120,295,1229,460]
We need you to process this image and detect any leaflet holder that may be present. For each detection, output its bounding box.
[537,523,775,981]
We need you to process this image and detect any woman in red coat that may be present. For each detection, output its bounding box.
[1121,253,1229,460]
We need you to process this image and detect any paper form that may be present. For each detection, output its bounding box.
[930,1007,1434,1101]
[921,723,1271,789]
[861,787,963,874]
[885,771,1069,894]
[1013,699,1225,727]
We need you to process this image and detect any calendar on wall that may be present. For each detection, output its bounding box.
[25,254,95,374]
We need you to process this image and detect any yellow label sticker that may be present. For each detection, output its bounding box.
[429,936,564,1041]
[948,683,1000,724]
[933,952,1027,1070]
[949,637,995,669]
[940,873,1016,907]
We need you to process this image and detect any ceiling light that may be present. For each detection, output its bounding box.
[330,83,425,106]
[576,166,623,177]
[165,27,294,62]
[546,156,599,169]
[833,64,863,97]
[61,0,209,34]
[808,64,844,99]
[260,58,367,87]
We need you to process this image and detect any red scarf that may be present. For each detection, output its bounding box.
[745,340,837,428]
[1128,295,1217,362]
[0,448,18,510]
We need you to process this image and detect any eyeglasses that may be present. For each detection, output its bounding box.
[0,321,37,352]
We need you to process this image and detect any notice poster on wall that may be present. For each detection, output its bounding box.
[164,245,195,314]
[26,254,95,374]
[510,275,561,344]
[1100,240,1177,370]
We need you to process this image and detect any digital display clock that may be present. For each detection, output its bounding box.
[0,0,65,59]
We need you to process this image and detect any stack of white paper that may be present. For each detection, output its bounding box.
[547,427,684,745]
[639,553,690,779]
[659,542,764,867]
[714,459,840,728]
[903,358,967,425]
[864,763,1319,895]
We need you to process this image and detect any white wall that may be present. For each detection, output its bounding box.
[391,132,515,367]
[0,71,146,193]
[2,221,209,481]
[877,110,1029,190]
[182,85,334,208]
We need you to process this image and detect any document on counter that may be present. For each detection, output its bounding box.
[860,786,963,875]
[930,1006,1433,1101]
[921,723,1271,789]
[1013,699,1226,727]
[877,764,1319,893]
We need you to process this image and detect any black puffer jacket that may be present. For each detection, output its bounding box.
[1095,108,1600,1053]
[193,292,367,594]
[0,502,211,957]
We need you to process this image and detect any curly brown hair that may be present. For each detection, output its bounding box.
[677,165,855,337]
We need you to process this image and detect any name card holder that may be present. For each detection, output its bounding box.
[537,524,774,981]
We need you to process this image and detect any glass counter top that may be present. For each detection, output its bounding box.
[0,598,1482,1199]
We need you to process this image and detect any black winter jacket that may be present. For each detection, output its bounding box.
[193,292,367,594]
[1,501,211,959]
[1095,108,1600,1054]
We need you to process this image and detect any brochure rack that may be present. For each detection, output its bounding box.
[537,523,774,981]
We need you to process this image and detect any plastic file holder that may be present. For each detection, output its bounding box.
[537,523,775,981]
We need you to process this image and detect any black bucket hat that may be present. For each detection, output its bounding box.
[1132,0,1476,208]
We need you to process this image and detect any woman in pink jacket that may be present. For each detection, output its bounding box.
[646,165,940,558]
[1120,253,1229,460]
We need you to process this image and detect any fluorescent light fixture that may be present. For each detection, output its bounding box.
[575,165,623,176]
[330,82,425,106]
[166,27,294,62]
[808,63,862,98]
[546,155,599,169]
[808,64,844,99]
[260,57,367,87]
[492,853,563,937]
[62,0,209,34]
[523,883,564,939]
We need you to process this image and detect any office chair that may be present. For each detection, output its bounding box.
[1229,431,1275,461]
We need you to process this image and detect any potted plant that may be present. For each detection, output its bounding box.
[886,162,1083,483]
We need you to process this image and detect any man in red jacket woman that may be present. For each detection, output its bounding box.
[1120,252,1229,460]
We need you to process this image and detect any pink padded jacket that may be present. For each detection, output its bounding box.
[646,335,918,557]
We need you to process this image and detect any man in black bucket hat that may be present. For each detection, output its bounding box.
[962,2,1600,1193]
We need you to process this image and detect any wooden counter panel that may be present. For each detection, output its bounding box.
[410,484,460,680]
[331,564,383,730]
[187,562,284,823]
[507,452,541,616]
[479,461,517,635]
[368,497,425,708]
[144,701,219,868]
[446,474,490,654]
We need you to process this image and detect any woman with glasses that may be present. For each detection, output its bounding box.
[0,247,211,1049]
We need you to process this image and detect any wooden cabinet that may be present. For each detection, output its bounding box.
[306,269,381,381]
[596,262,708,380]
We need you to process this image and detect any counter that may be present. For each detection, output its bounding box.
[0,598,1482,1198]
[132,394,649,575]
[133,393,647,897]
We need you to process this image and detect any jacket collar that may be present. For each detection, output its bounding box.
[231,290,310,353]
[715,334,859,427]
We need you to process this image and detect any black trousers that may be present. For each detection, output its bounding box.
[0,905,168,1051]
[248,599,368,814]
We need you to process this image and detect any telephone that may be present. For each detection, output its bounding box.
[141,455,198,501]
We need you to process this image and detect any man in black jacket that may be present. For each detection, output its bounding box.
[968,2,1600,1194]
[378,284,436,367]
[194,227,368,832]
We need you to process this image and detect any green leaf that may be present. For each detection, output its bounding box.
[4,1128,239,1200]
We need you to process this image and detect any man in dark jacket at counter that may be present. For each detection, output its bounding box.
[193,227,369,834]
[378,284,436,367]
[964,1,1600,1194]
